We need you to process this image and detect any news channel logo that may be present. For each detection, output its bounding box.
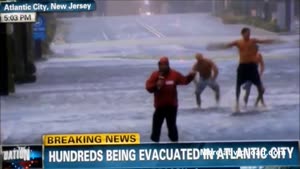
[1,145,42,169]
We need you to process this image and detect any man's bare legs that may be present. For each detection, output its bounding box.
[255,85,266,107]
[243,82,252,107]
[235,83,242,112]
[209,81,220,106]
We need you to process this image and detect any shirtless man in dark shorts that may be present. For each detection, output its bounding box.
[192,53,220,108]
[216,27,276,112]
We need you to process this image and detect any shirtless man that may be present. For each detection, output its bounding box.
[193,53,220,108]
[243,45,266,107]
[214,27,276,112]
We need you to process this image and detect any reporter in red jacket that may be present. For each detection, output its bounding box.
[145,56,196,142]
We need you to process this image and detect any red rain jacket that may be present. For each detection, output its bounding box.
[146,69,195,108]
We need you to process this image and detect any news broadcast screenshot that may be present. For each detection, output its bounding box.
[0,0,299,168]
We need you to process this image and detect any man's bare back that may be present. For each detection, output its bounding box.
[193,60,213,79]
[192,53,220,108]
[193,53,218,80]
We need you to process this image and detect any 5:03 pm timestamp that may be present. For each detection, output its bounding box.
[0,13,36,23]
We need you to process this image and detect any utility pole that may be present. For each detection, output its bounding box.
[286,0,294,32]
[212,0,216,15]
[264,0,271,21]
[243,0,249,16]
[0,23,9,96]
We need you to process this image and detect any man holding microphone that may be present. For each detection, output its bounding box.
[146,56,196,143]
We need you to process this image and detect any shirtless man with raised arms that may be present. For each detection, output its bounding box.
[211,27,277,112]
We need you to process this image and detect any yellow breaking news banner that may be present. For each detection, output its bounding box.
[43,133,140,146]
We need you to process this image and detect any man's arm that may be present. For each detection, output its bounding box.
[192,63,197,72]
[145,72,159,93]
[253,38,281,44]
[192,63,199,84]
[210,60,219,80]
[225,40,238,48]
[176,71,196,85]
[206,40,238,50]
[258,54,265,76]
